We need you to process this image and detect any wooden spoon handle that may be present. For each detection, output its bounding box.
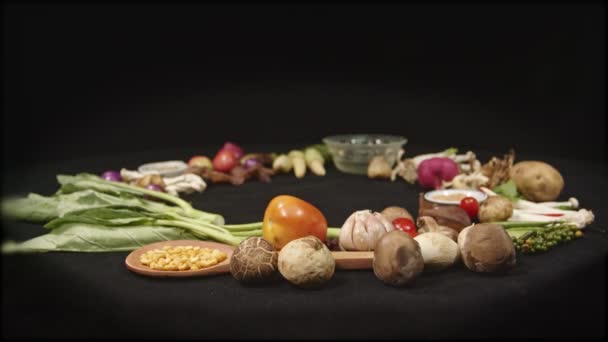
[331,251,374,270]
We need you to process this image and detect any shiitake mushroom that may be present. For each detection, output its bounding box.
[230,237,278,284]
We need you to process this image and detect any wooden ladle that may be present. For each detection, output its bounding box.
[125,240,373,278]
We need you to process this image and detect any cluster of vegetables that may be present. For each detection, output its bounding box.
[188,142,276,185]
[367,146,594,255]
[0,180,341,253]
[188,142,330,185]
[0,139,597,290]
[227,197,521,288]
[96,142,330,197]
[272,145,330,178]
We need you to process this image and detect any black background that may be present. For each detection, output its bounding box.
[3,3,607,167]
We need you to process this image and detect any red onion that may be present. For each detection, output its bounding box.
[221,142,244,160]
[101,170,122,182]
[417,157,459,190]
[145,184,164,192]
[242,157,260,169]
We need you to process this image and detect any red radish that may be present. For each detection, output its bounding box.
[221,142,244,160]
[417,157,459,190]
[213,149,238,172]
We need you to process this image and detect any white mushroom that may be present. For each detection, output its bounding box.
[278,236,335,288]
[414,232,460,272]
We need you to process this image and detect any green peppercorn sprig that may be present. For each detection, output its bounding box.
[507,223,583,254]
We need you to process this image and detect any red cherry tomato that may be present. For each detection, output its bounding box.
[460,197,479,220]
[392,218,417,238]
[212,149,238,172]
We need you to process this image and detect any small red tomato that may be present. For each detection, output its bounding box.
[392,218,417,238]
[460,197,479,219]
[212,149,238,172]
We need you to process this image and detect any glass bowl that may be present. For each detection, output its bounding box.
[323,134,407,175]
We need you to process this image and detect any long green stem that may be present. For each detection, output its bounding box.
[328,227,340,239]
[168,213,232,235]
[223,222,264,231]
[492,221,557,229]
[232,230,263,237]
[91,178,225,223]
[157,219,243,246]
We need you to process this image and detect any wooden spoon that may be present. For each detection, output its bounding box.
[125,240,373,278]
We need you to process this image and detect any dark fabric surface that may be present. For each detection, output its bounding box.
[2,145,607,339]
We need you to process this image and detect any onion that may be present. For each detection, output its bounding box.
[145,184,164,192]
[242,158,260,169]
[417,157,459,190]
[221,142,244,160]
[101,170,122,182]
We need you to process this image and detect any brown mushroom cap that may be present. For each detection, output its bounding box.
[419,206,471,232]
[230,237,278,283]
[459,224,516,273]
[373,230,424,287]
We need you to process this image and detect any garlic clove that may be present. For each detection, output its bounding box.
[338,214,357,251]
[353,217,372,251]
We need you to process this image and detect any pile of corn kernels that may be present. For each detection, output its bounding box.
[140,245,227,271]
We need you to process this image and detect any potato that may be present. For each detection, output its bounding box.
[510,161,564,202]
[478,196,513,223]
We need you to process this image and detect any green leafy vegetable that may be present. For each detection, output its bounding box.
[1,172,342,253]
[2,193,61,223]
[492,180,522,201]
[56,174,224,224]
[2,223,198,253]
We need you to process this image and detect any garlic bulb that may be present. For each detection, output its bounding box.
[339,210,394,251]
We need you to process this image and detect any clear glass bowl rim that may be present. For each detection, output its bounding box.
[322,134,407,147]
